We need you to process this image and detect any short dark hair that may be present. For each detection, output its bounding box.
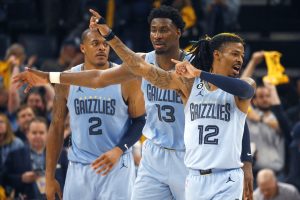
[147,5,185,32]
[81,29,92,44]
[189,33,245,72]
[28,117,49,130]
[16,104,34,118]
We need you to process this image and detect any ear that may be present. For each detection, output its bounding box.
[177,29,181,37]
[80,44,85,54]
[213,50,221,61]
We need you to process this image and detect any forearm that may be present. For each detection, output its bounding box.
[60,70,104,88]
[200,71,255,99]
[106,35,146,76]
[241,122,253,163]
[46,120,65,179]
[117,114,146,152]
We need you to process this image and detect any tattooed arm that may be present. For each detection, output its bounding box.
[89,10,186,91]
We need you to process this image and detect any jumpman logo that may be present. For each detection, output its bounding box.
[76,86,84,93]
[196,89,204,96]
[226,174,235,183]
[120,156,128,169]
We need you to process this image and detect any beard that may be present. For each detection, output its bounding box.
[257,105,271,112]
[155,49,167,55]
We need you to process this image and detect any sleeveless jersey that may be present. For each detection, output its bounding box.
[67,64,130,164]
[184,77,247,169]
[141,51,189,150]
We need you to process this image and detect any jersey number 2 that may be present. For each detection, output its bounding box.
[89,117,102,135]
[198,125,219,145]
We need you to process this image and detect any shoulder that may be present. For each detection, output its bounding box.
[278,182,298,192]
[11,137,25,149]
[253,188,263,199]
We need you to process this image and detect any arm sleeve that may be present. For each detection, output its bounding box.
[241,121,253,163]
[200,71,255,99]
[117,114,146,152]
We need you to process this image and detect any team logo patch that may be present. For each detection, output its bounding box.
[196,82,204,89]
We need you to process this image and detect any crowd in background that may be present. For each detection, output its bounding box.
[0,0,300,199]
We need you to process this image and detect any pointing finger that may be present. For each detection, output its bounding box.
[171,59,180,64]
[89,9,101,18]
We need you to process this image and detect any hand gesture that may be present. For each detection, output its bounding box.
[89,9,111,36]
[91,147,123,176]
[12,68,49,93]
[251,51,265,66]
[171,59,200,78]
[45,178,62,200]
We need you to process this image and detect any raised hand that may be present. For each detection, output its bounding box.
[89,9,111,36]
[171,59,201,78]
[12,68,49,93]
[91,147,123,176]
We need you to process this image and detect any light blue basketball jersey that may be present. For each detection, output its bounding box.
[141,51,190,150]
[67,64,130,164]
[184,77,246,169]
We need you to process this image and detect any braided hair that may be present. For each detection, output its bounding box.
[189,33,245,72]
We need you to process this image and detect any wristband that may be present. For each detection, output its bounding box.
[96,17,106,25]
[103,29,115,41]
[49,72,61,84]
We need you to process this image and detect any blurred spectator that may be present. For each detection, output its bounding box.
[254,169,300,200]
[14,105,35,143]
[248,83,285,178]
[0,113,24,165]
[242,51,287,180]
[286,122,300,192]
[4,117,68,199]
[24,88,50,121]
[201,0,240,35]
[41,39,82,72]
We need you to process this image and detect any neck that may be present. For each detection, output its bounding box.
[156,47,181,70]
[31,146,45,154]
[83,61,110,70]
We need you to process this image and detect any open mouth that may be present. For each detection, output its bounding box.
[232,65,241,74]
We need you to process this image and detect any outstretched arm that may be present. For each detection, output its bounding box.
[13,65,135,93]
[89,9,184,92]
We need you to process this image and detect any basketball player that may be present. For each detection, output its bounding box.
[44,29,145,200]
[13,7,254,200]
[90,13,256,200]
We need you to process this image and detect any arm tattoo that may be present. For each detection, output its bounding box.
[144,67,173,89]
[108,36,179,90]
[109,37,144,74]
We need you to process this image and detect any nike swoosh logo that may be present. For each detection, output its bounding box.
[124,144,128,150]
[247,153,252,156]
